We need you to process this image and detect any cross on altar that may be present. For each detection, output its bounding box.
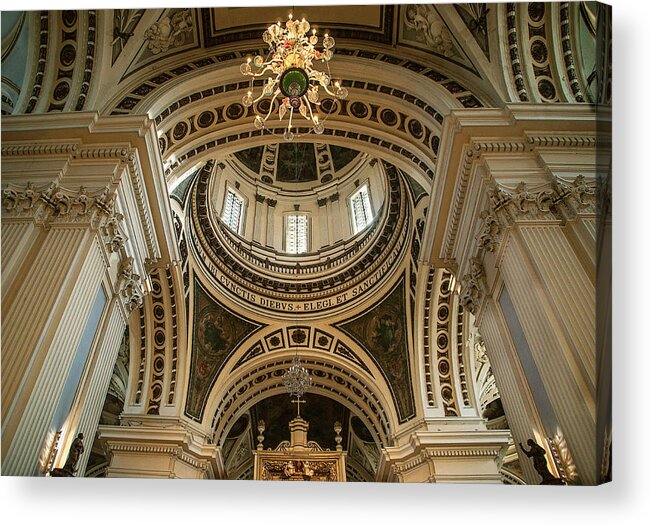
[291,397,306,416]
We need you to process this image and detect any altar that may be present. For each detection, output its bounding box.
[253,416,347,482]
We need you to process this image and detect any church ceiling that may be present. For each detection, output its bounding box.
[8,4,601,122]
[336,276,415,422]
[122,8,200,81]
[170,164,200,208]
[231,143,362,186]
[201,5,393,47]
[112,9,145,65]
[119,5,486,83]
[454,3,491,59]
[185,278,265,421]
[189,160,411,317]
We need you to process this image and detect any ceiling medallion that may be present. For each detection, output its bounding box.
[240,13,348,141]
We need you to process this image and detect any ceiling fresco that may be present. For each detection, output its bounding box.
[336,276,415,422]
[201,5,393,47]
[185,278,264,421]
[123,8,201,80]
[231,143,361,185]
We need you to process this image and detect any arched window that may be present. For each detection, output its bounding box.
[285,214,310,254]
[222,187,245,234]
[349,183,374,234]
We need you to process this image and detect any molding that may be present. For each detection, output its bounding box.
[377,428,511,482]
[2,181,119,229]
[98,423,225,478]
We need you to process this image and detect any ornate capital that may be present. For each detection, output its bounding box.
[553,174,597,216]
[2,181,119,229]
[475,209,504,252]
[482,175,596,228]
[100,211,126,253]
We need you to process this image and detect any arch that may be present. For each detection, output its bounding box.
[201,336,401,449]
[102,43,496,118]
[144,69,445,190]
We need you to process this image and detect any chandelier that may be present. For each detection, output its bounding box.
[282,354,312,416]
[240,13,348,141]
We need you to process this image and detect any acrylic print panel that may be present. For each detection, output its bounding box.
[0,2,610,486]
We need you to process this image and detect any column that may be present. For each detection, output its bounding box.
[1,112,174,476]
[317,197,329,248]
[252,193,266,244]
[330,192,343,242]
[2,230,106,475]
[423,104,608,485]
[55,298,127,475]
[265,197,276,249]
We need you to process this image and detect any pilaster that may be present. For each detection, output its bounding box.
[422,104,609,485]
[1,112,175,476]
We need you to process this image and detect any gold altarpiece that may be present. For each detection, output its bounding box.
[253,416,346,481]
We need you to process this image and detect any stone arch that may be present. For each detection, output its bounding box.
[202,337,401,449]
[142,69,447,190]
[103,42,495,118]
[101,57,481,191]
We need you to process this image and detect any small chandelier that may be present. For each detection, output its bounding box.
[240,13,348,141]
[282,354,312,416]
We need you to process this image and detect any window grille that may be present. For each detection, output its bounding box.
[222,188,244,234]
[350,184,373,234]
[286,214,309,254]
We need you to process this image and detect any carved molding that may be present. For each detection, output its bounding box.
[118,256,144,313]
[1,142,79,156]
[442,136,596,261]
[2,181,119,229]
[460,174,597,318]
[460,256,487,316]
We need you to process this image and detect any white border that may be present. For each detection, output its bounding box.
[2,1,649,524]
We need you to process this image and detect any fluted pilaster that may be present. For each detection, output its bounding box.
[3,237,104,475]
[61,300,126,475]
[500,235,596,483]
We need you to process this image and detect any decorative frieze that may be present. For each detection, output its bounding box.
[472,174,597,262]
[553,174,597,215]
[475,209,503,253]
[100,212,126,253]
[1,142,79,156]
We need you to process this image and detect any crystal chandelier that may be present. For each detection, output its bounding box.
[283,354,312,398]
[240,13,348,141]
[282,354,312,416]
